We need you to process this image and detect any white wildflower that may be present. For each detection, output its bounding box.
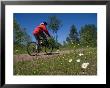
[81,62,89,69]
[33,71,36,74]
[69,59,72,62]
[79,53,84,56]
[56,50,60,53]
[16,73,19,75]
[87,46,88,47]
[76,59,80,62]
[78,44,79,45]
[57,50,60,52]
[16,50,18,52]
[82,72,85,74]
[63,57,64,58]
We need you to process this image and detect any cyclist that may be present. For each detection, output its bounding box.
[33,21,51,52]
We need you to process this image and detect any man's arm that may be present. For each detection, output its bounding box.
[42,26,51,37]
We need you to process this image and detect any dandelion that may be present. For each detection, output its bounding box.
[81,62,89,69]
[76,59,80,62]
[79,53,84,56]
[69,59,72,62]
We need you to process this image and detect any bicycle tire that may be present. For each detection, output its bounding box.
[44,43,54,54]
[27,42,38,56]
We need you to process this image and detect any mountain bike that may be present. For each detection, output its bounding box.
[27,36,54,56]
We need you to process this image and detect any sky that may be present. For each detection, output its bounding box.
[14,13,97,44]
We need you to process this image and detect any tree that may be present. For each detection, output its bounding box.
[69,24,79,43]
[22,28,32,44]
[66,24,79,44]
[14,18,32,46]
[80,24,97,47]
[66,37,71,44]
[63,41,67,46]
[48,16,62,42]
[14,18,24,45]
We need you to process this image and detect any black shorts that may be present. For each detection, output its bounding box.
[34,32,46,41]
[33,34,39,41]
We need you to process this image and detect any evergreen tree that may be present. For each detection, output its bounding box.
[66,24,79,44]
[80,24,97,47]
[66,37,71,44]
[69,24,79,44]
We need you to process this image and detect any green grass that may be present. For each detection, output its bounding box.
[14,47,97,75]
[14,46,27,54]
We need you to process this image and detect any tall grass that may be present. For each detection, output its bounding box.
[14,47,97,75]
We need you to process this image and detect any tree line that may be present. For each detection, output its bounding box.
[64,24,97,47]
[47,15,97,47]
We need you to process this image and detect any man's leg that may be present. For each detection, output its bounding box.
[40,32,48,44]
[40,32,47,40]
[34,34,41,52]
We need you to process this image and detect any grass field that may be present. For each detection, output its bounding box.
[14,47,97,75]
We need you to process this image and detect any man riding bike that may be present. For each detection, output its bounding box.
[33,21,51,52]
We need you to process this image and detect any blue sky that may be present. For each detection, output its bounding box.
[14,13,97,44]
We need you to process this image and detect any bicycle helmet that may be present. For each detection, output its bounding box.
[43,21,47,25]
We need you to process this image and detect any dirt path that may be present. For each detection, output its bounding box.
[14,49,85,63]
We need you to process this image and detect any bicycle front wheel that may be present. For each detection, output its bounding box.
[27,42,38,56]
[45,43,53,54]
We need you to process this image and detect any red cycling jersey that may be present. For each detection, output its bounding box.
[33,24,50,36]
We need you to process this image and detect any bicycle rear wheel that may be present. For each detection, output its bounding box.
[27,42,38,56]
